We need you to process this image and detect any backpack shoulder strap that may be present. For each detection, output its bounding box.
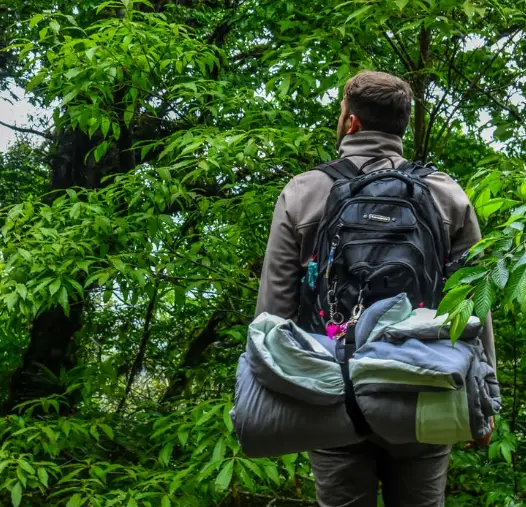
[313,158,361,181]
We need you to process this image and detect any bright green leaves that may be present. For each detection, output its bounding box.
[11,482,22,507]
[437,284,473,317]
[25,8,221,167]
[66,493,84,507]
[439,158,526,337]
[38,468,49,488]
[215,460,233,491]
[443,267,486,291]
[437,283,475,342]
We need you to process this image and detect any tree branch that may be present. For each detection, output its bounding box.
[0,119,53,140]
[433,29,522,148]
[160,310,224,403]
[381,31,414,73]
[422,38,462,158]
[449,62,522,121]
[413,25,431,161]
[117,286,158,412]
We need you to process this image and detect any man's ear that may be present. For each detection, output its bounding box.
[347,114,362,135]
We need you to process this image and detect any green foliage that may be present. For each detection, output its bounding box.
[439,158,526,339]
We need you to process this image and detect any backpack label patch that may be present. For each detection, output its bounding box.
[367,214,392,223]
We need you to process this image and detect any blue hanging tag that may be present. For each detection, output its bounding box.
[307,261,318,289]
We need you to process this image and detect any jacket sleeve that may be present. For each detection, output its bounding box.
[450,203,497,369]
[255,180,302,321]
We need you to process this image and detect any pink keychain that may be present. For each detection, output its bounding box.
[326,324,340,340]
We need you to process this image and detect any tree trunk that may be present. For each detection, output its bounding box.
[4,85,138,413]
[4,305,83,413]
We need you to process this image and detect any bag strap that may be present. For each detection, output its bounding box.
[339,361,373,436]
[313,158,361,181]
[335,329,373,437]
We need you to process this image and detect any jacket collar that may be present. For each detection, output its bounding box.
[338,131,404,159]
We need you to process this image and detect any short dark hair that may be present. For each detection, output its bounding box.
[343,71,413,137]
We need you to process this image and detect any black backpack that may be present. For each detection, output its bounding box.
[298,157,448,339]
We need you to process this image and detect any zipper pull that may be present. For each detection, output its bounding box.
[325,222,342,279]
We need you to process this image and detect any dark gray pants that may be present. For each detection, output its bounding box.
[309,439,450,507]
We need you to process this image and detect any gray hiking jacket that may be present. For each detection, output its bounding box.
[255,131,496,367]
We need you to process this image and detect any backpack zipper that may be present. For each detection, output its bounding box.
[324,221,343,280]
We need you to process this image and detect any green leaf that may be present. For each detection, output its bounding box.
[161,495,171,507]
[215,460,233,491]
[473,277,494,321]
[237,458,261,479]
[30,14,45,29]
[494,124,513,141]
[58,286,70,316]
[94,141,110,162]
[49,278,61,296]
[490,259,509,289]
[18,460,35,475]
[395,0,409,9]
[26,72,45,91]
[101,117,111,138]
[69,202,82,219]
[66,493,83,507]
[0,460,10,475]
[178,426,189,447]
[112,122,121,140]
[462,0,475,18]
[110,257,127,273]
[467,237,499,261]
[235,461,255,492]
[5,293,18,311]
[127,498,138,507]
[450,299,474,342]
[65,68,81,80]
[90,425,100,441]
[124,104,135,127]
[223,403,234,432]
[16,468,26,487]
[38,468,48,487]
[436,285,472,316]
[49,19,61,33]
[212,437,226,463]
[62,89,79,105]
[159,443,173,466]
[444,267,487,291]
[42,426,57,443]
[15,284,27,300]
[279,75,291,97]
[86,46,98,61]
[264,462,280,485]
[281,453,297,478]
[11,481,22,507]
[100,424,114,440]
[141,143,155,160]
[345,4,372,22]
[507,265,526,304]
[502,439,515,463]
[478,198,504,220]
[158,167,172,182]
